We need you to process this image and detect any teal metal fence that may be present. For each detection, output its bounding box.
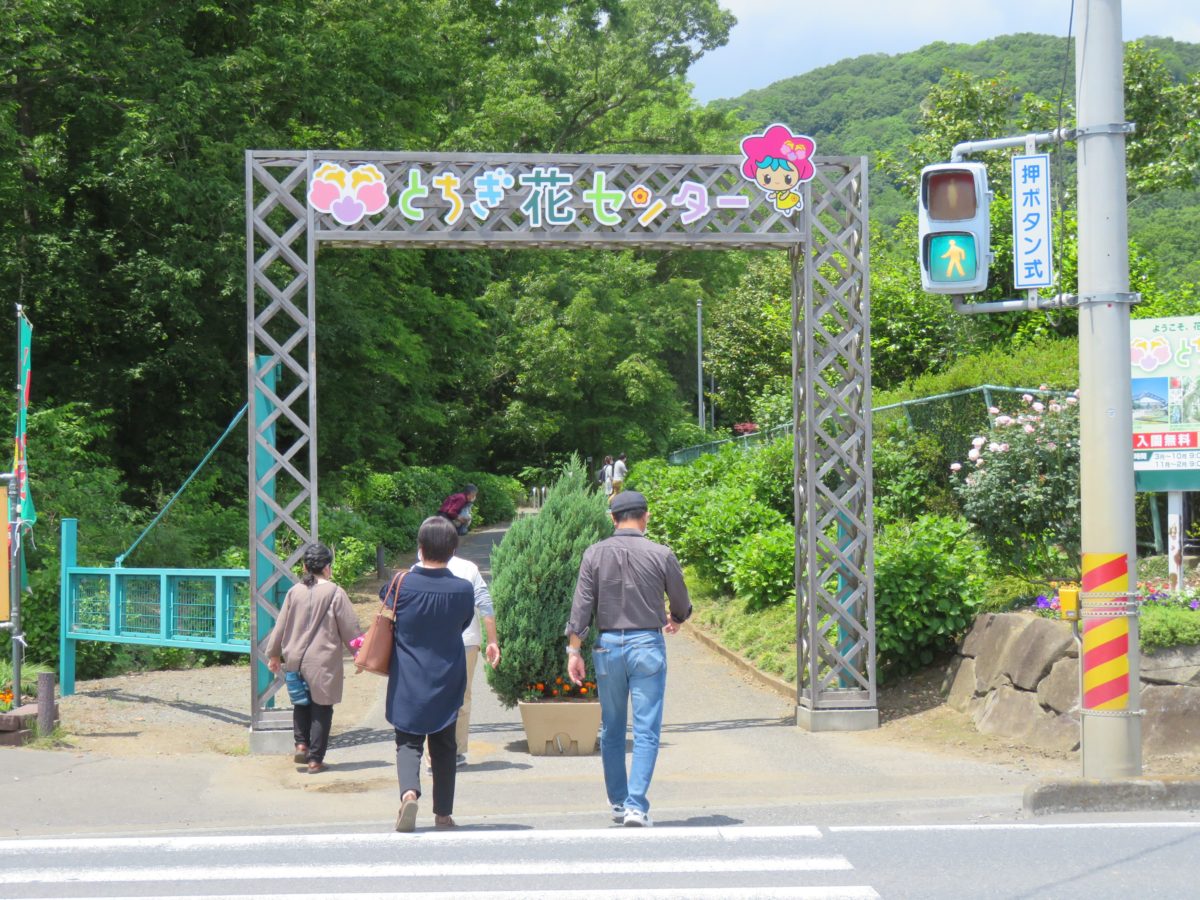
[58,518,251,695]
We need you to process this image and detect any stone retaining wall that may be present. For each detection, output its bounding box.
[943,612,1200,755]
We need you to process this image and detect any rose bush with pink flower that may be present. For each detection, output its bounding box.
[950,390,1080,576]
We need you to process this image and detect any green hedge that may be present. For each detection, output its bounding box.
[872,336,1079,407]
[631,441,793,603]
[874,515,989,677]
[322,464,523,579]
[729,522,796,610]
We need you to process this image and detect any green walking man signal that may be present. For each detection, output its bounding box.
[918,162,992,294]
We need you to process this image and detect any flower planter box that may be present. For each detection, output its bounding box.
[518,700,601,756]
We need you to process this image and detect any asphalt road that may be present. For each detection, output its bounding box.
[1,821,1199,899]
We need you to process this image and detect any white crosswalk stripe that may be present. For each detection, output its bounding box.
[88,891,881,900]
[0,825,881,899]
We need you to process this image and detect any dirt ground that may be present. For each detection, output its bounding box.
[52,584,388,758]
[45,584,1198,778]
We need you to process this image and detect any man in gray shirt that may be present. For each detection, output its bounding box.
[566,490,692,827]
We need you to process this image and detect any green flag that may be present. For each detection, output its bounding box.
[14,313,34,524]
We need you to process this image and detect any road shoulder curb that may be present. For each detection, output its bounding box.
[1024,776,1200,815]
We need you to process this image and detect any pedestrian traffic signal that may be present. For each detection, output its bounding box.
[918,162,992,294]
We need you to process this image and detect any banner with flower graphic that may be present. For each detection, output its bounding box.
[1130,315,1200,490]
[299,141,819,250]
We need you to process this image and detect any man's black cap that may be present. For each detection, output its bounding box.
[609,490,648,515]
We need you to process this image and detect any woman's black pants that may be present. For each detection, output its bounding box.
[395,721,457,816]
[293,702,333,763]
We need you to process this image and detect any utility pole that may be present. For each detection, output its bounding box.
[1076,0,1142,777]
[696,298,705,429]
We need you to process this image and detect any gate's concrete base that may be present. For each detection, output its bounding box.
[796,705,879,732]
[248,727,293,755]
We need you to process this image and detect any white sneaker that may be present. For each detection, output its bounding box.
[623,808,652,828]
[456,754,468,769]
[610,803,625,823]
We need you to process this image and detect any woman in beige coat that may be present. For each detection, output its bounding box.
[266,543,361,773]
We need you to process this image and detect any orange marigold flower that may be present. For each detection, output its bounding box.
[580,687,588,694]
[556,677,563,685]
[535,683,545,691]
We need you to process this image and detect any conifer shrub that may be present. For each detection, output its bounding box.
[486,459,611,708]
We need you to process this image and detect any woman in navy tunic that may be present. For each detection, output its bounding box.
[387,515,475,832]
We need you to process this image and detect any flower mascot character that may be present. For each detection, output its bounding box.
[739,124,816,217]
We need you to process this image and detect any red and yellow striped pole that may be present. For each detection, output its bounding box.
[1081,553,1130,711]
[1079,551,1141,777]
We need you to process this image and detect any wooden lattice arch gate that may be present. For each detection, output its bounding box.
[245,143,876,745]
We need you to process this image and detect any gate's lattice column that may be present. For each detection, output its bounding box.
[246,153,316,733]
[794,158,876,730]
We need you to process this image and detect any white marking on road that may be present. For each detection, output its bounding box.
[830,821,1200,833]
[30,891,881,900]
[0,824,822,854]
[0,856,854,885]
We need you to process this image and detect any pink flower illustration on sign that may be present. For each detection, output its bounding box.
[739,124,816,217]
[1130,337,1171,373]
[308,163,389,225]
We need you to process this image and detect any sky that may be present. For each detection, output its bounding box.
[688,1,1200,103]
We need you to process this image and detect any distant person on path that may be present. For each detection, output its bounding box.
[408,548,501,770]
[438,484,477,535]
[601,455,614,497]
[388,516,476,832]
[611,454,628,495]
[266,543,362,775]
[565,490,692,827]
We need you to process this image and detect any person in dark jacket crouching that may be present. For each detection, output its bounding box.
[387,516,475,832]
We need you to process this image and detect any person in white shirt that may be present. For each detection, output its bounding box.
[415,550,501,768]
[611,453,628,494]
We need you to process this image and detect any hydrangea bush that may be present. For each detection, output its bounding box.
[951,389,1080,577]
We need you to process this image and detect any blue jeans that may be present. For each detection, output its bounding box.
[593,628,667,815]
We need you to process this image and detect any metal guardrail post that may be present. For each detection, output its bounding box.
[58,518,77,696]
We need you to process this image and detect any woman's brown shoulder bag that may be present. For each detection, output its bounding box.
[354,570,407,676]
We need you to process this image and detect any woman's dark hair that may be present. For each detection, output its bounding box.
[301,543,334,587]
[418,515,459,563]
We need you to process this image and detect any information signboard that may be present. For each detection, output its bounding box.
[1131,315,1200,491]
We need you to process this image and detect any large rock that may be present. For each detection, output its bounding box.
[976,685,1042,740]
[960,613,995,657]
[974,685,1081,752]
[945,656,977,713]
[1142,645,1200,687]
[1142,684,1200,755]
[1037,656,1080,715]
[1026,712,1080,753]
[973,613,1033,693]
[1007,618,1077,691]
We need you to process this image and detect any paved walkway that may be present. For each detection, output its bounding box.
[0,523,1066,837]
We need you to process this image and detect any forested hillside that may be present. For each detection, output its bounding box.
[716,33,1200,286]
